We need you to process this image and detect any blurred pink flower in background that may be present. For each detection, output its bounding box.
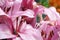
[38,7,60,40]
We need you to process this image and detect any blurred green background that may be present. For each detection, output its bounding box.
[35,0,50,7]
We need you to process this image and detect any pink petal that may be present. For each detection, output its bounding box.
[0,8,16,39]
[0,8,14,31]
[12,9,34,18]
[12,0,22,14]
[5,0,14,8]
[0,8,9,16]
[12,37,21,40]
[44,7,60,21]
[21,0,34,10]
[18,22,43,40]
[0,0,5,6]
[0,24,16,39]
[34,5,44,15]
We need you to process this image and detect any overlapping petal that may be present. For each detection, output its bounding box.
[18,22,43,40]
[44,7,60,21]
[0,8,16,39]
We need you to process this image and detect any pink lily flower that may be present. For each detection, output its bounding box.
[0,8,43,40]
[38,7,60,40]
[0,0,44,28]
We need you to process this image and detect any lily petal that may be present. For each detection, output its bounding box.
[18,22,43,40]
